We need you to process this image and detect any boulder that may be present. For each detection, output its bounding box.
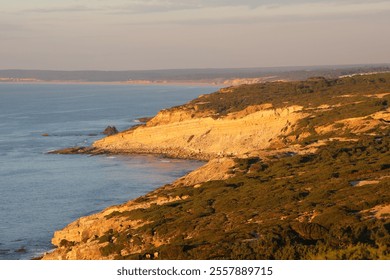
[102,126,119,136]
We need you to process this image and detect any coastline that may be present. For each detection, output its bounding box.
[0,80,226,87]
[0,82,215,260]
[0,76,287,87]
[48,146,213,161]
[40,73,390,260]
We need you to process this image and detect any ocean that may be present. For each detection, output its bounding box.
[0,83,219,260]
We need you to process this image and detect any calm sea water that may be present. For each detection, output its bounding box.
[0,83,218,260]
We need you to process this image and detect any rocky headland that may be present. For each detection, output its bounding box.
[43,73,389,260]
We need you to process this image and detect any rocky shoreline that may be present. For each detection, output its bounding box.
[42,74,390,260]
[48,145,214,161]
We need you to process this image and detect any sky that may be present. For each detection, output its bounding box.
[0,0,389,70]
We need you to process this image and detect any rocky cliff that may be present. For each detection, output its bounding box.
[92,105,306,160]
[43,73,390,260]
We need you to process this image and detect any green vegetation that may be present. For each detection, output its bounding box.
[60,73,389,260]
[178,73,390,146]
[181,73,390,117]
[96,136,389,260]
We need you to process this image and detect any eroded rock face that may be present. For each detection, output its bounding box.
[93,106,306,160]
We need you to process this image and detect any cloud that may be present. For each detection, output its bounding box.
[14,0,390,18]
[103,0,390,14]
[112,1,390,25]
[7,0,390,27]
[105,1,201,14]
[23,5,98,14]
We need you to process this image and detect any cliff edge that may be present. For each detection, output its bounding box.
[43,74,390,260]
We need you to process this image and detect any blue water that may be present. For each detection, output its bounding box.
[0,83,219,259]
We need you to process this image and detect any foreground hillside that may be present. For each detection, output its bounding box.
[43,73,389,260]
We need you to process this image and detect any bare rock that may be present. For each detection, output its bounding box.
[102,126,119,136]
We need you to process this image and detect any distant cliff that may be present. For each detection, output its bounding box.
[1,64,390,84]
[43,73,390,260]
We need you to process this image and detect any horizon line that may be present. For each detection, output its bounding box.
[2,62,390,72]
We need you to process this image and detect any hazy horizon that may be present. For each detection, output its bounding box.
[2,62,390,72]
[1,0,389,70]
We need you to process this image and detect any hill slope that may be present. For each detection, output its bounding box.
[43,73,390,260]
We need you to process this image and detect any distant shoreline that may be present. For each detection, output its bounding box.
[2,64,390,88]
[0,80,225,87]
[0,76,292,87]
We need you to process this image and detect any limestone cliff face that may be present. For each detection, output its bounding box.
[93,105,306,160]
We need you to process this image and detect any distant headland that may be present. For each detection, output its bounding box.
[1,64,390,86]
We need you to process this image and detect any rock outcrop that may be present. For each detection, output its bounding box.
[93,105,306,160]
[43,73,390,260]
[102,126,119,136]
